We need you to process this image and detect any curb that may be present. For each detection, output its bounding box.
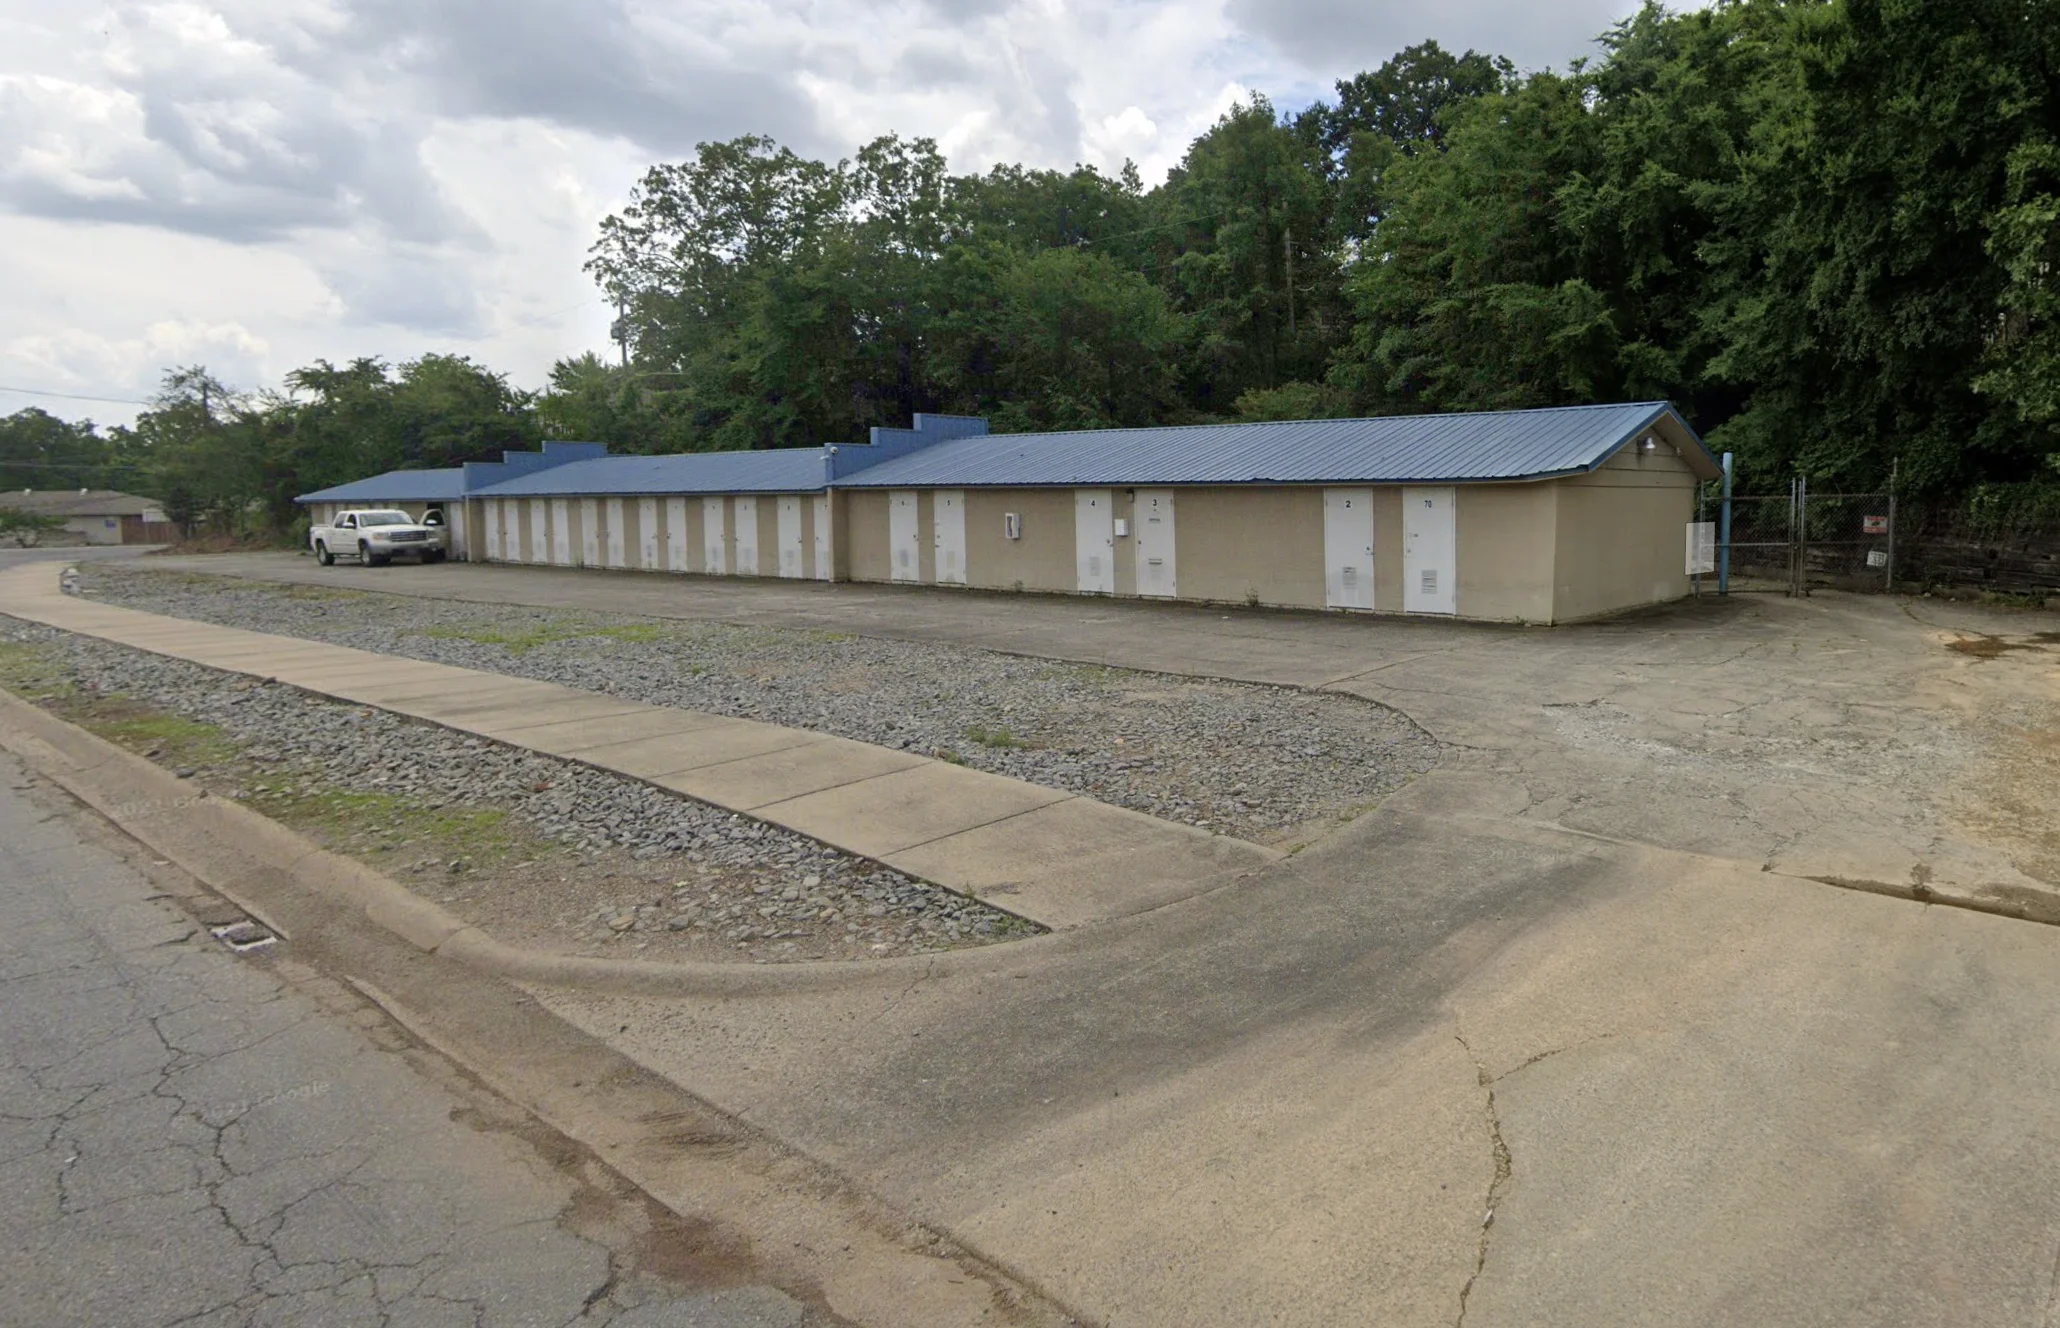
[0,685,1086,997]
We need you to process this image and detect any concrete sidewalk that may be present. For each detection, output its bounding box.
[0,562,1277,929]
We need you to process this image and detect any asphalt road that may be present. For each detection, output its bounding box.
[0,746,817,1328]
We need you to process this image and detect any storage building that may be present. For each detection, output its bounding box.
[299,403,1716,623]
[834,402,1717,622]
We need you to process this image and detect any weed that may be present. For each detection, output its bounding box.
[1245,589,1261,608]
[418,619,668,653]
[0,640,70,703]
[963,724,1031,750]
[87,709,240,767]
[279,787,521,862]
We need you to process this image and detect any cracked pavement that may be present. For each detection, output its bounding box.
[0,746,821,1328]
[34,549,2060,1324]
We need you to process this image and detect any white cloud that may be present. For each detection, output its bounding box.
[0,0,1645,428]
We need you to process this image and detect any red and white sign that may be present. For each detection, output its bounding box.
[1863,515,1888,535]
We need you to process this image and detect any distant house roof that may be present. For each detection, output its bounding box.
[1,489,165,517]
[836,402,1718,488]
[473,448,831,498]
[297,468,471,503]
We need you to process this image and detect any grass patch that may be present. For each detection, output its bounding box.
[418,619,669,653]
[86,708,240,767]
[276,582,370,603]
[0,640,71,703]
[963,724,1031,750]
[273,787,523,864]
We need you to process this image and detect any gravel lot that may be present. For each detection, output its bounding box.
[77,565,1442,843]
[0,619,1034,963]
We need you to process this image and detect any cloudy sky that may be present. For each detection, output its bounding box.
[0,0,1637,427]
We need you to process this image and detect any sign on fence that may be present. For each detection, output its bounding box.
[1686,521,1716,575]
[1862,514,1888,535]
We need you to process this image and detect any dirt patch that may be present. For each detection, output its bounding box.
[1945,634,2042,660]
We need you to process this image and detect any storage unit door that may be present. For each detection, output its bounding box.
[550,500,572,565]
[638,498,660,570]
[933,490,967,585]
[580,499,601,567]
[1323,488,1376,610]
[1402,486,1457,615]
[604,498,627,568]
[733,496,759,575]
[889,491,921,582]
[811,495,832,581]
[484,501,503,560]
[1135,488,1176,598]
[1074,490,1115,594]
[448,504,468,559]
[776,496,804,578]
[703,498,727,574]
[501,501,521,563]
[524,500,546,563]
[665,498,689,572]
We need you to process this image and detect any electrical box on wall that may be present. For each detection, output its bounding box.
[1113,518,1130,538]
[1004,512,1021,540]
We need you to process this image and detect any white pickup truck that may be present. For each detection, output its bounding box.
[310,509,447,566]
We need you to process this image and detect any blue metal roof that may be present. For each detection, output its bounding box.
[297,468,469,503]
[473,448,831,497]
[836,402,1716,488]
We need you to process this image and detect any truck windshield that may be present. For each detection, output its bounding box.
[358,513,412,527]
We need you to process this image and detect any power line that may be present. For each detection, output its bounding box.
[0,384,152,406]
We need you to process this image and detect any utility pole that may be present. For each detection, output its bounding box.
[1284,228,1296,337]
[614,300,629,368]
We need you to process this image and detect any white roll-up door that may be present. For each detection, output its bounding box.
[638,498,659,569]
[811,495,832,581]
[484,500,503,561]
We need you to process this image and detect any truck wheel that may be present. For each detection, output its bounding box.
[315,541,334,566]
[359,541,389,568]
[423,549,444,564]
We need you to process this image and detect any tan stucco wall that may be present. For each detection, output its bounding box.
[1174,487,1327,609]
[963,489,1075,592]
[1111,490,1138,596]
[1370,488,1404,612]
[845,490,892,583]
[1454,484,1558,623]
[913,491,936,584]
[755,498,780,578]
[1551,442,1698,622]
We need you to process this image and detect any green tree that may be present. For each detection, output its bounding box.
[1329,72,1618,412]
[0,406,113,491]
[1160,97,1341,410]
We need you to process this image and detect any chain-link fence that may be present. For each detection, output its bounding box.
[1721,492,1799,592]
[1703,474,1896,595]
[1798,490,1895,591]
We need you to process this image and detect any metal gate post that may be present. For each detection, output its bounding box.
[1886,458,1898,592]
[1796,474,1809,596]
[1719,452,1733,595]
